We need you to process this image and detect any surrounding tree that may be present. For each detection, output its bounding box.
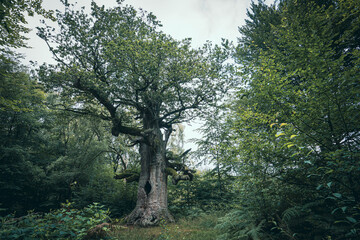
[37,1,231,226]
[0,55,137,216]
[44,110,138,216]
[0,0,54,50]
[215,0,360,239]
[0,56,48,214]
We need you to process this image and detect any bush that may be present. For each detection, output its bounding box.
[0,202,111,239]
[215,209,266,240]
[71,166,137,218]
[168,171,238,218]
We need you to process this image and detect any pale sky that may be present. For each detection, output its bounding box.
[17,0,273,161]
[18,0,276,65]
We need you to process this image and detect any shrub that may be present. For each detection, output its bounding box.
[71,166,137,218]
[0,202,111,239]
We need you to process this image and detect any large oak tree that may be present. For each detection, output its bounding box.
[37,1,231,226]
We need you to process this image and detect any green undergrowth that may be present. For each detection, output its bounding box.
[0,202,111,240]
[110,214,220,240]
[1,204,221,240]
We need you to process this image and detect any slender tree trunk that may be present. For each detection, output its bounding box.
[126,114,174,226]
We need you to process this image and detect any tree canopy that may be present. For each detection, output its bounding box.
[212,0,360,239]
[38,1,231,138]
[0,0,54,49]
[37,0,231,226]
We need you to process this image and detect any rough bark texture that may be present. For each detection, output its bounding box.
[125,113,174,226]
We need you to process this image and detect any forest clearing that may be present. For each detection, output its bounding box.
[1,0,359,239]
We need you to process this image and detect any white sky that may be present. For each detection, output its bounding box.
[18,0,276,64]
[17,0,273,162]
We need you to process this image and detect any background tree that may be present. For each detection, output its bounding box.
[216,0,360,239]
[37,1,231,226]
[0,58,137,215]
[0,0,54,50]
[0,56,48,215]
[194,105,238,205]
[43,108,138,217]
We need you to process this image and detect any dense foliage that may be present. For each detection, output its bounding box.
[35,0,232,226]
[1,0,359,238]
[0,0,54,50]
[0,202,110,239]
[211,0,360,239]
[0,55,48,214]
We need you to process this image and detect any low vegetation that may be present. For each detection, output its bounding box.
[110,215,220,240]
[0,206,221,240]
[0,202,111,239]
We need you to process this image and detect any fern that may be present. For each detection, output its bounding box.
[281,200,326,224]
[282,206,302,223]
[277,200,335,239]
[247,220,265,240]
[216,210,265,240]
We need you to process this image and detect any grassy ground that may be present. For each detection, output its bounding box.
[109,214,220,240]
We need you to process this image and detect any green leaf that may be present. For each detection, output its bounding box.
[331,208,339,214]
[275,132,285,137]
[306,150,314,156]
[291,152,300,157]
[333,193,342,198]
[346,217,357,223]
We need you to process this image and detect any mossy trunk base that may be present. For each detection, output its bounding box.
[126,205,174,226]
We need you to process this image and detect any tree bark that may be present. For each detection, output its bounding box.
[125,113,174,226]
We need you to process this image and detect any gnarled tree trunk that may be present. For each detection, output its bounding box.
[125,114,174,226]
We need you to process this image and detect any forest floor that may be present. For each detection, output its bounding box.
[109,214,220,240]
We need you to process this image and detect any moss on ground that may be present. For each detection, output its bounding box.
[110,214,220,240]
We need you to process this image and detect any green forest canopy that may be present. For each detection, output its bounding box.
[1,0,359,239]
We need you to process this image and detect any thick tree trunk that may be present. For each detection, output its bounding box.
[125,114,174,226]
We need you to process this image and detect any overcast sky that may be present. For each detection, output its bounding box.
[18,0,276,65]
[17,0,273,159]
